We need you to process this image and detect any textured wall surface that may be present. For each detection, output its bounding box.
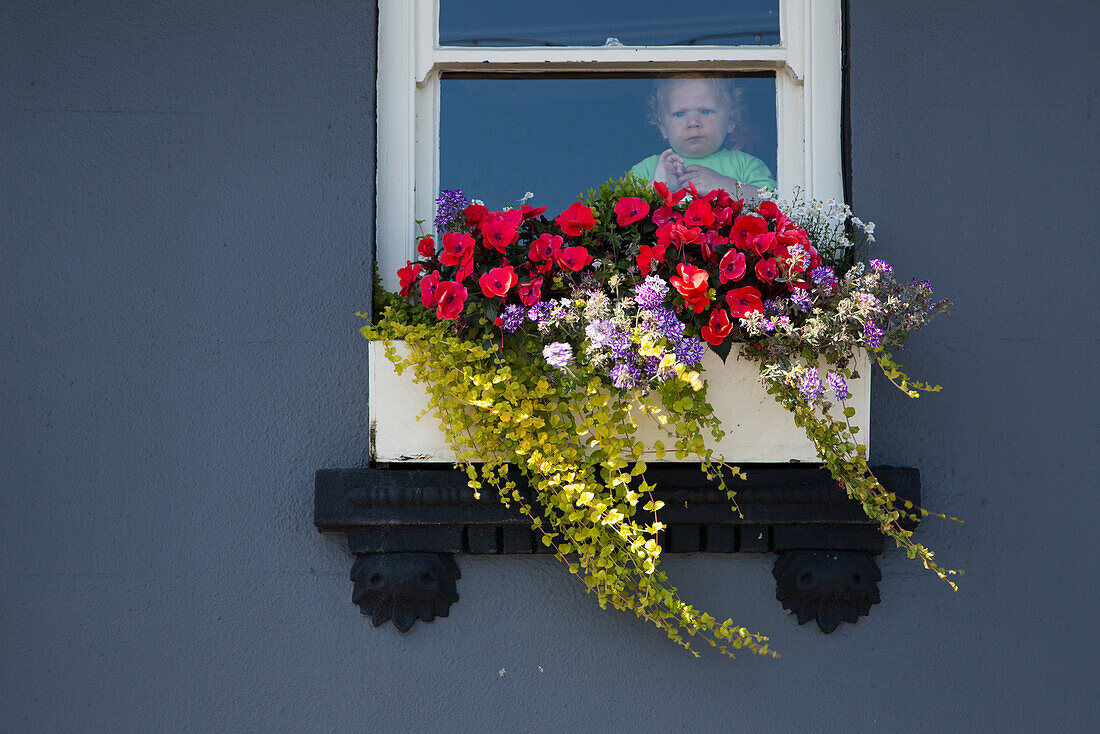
[1,1,1096,731]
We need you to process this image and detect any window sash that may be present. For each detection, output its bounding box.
[376,0,840,289]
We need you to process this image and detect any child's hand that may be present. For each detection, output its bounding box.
[680,165,758,198]
[654,149,686,187]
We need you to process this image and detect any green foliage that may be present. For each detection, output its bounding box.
[363,309,770,659]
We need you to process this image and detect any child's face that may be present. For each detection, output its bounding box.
[657,79,736,159]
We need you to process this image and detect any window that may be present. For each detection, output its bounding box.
[376,0,843,290]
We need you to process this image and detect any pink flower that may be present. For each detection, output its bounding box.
[755,257,780,286]
[683,199,716,228]
[479,265,518,298]
[554,245,593,271]
[669,223,702,250]
[729,214,768,251]
[419,270,441,308]
[517,278,543,306]
[463,203,488,225]
[752,231,778,257]
[718,249,747,284]
[555,202,596,237]
[479,210,523,252]
[653,181,687,207]
[439,232,475,267]
[669,263,711,313]
[725,286,763,319]
[636,243,666,277]
[434,280,468,320]
[614,197,650,226]
[417,236,436,258]
[529,233,562,263]
[397,261,422,298]
[700,308,733,345]
[756,200,780,220]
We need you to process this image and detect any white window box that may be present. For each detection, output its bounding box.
[368,341,869,463]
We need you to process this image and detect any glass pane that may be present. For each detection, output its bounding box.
[440,0,779,47]
[439,73,777,217]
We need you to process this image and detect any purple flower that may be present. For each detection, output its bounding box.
[869,259,893,274]
[643,306,685,341]
[675,337,706,367]
[863,322,883,349]
[606,330,635,361]
[811,266,839,291]
[585,319,614,347]
[500,304,526,333]
[434,189,468,232]
[799,367,824,401]
[910,278,934,293]
[790,289,813,313]
[827,371,850,401]
[542,342,573,368]
[610,361,642,389]
[633,275,668,309]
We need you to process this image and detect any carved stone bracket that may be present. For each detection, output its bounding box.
[773,550,882,633]
[316,464,919,633]
[351,552,460,632]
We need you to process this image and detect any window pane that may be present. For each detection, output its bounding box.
[439,74,777,216]
[439,0,779,47]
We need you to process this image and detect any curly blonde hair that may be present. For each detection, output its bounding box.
[645,74,746,148]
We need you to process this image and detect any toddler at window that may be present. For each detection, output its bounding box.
[630,75,777,197]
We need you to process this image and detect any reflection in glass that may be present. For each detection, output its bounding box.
[440,0,779,47]
[440,74,777,215]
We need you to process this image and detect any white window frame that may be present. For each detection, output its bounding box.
[376,0,843,289]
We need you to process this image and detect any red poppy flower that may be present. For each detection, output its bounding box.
[670,223,702,250]
[520,203,547,220]
[669,263,711,313]
[651,204,678,227]
[479,265,518,298]
[725,286,763,319]
[653,181,687,207]
[417,236,436,259]
[463,203,488,225]
[529,233,562,263]
[479,210,523,252]
[756,200,780,220]
[555,203,596,237]
[439,232,475,267]
[636,242,667,277]
[434,280,468,320]
[554,245,593,271]
[729,214,768,251]
[517,278,543,306]
[700,230,727,263]
[655,223,675,249]
[711,206,734,229]
[755,257,780,286]
[683,199,716,228]
[752,231,778,256]
[700,308,734,345]
[614,197,650,226]
[718,249,747,284]
[455,253,474,282]
[420,270,441,308]
[397,261,422,298]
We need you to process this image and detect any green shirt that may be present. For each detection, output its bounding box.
[629,149,777,190]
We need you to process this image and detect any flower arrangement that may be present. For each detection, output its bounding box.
[363,175,955,658]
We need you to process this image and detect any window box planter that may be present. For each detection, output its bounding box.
[368,340,871,464]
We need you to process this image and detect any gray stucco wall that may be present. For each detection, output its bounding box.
[1,1,1095,731]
